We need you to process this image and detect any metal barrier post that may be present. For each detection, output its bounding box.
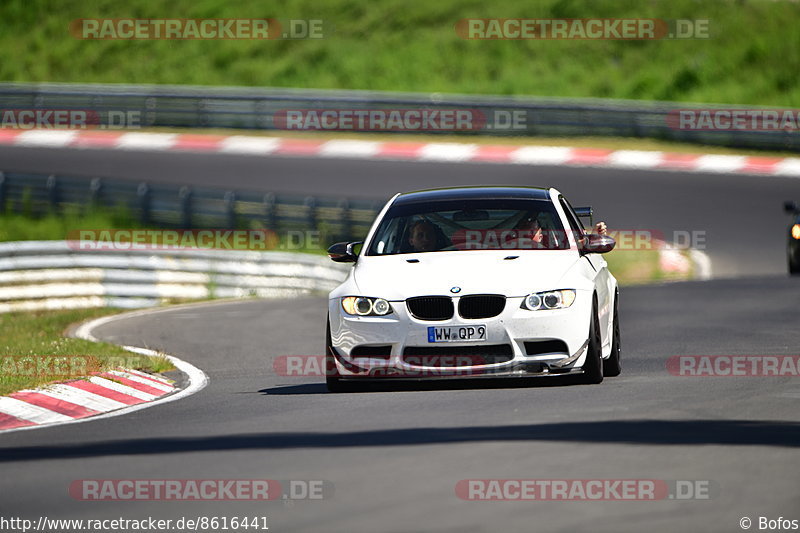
[137,182,151,225]
[179,186,193,228]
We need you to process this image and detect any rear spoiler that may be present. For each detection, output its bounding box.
[574,206,593,227]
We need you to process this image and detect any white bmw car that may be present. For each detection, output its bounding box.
[325,186,620,391]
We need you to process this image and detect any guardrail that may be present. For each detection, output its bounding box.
[0,82,796,151]
[0,241,349,313]
[0,171,383,241]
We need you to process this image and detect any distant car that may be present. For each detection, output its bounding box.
[785,201,800,275]
[325,186,620,392]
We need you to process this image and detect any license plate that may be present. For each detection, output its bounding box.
[427,325,487,343]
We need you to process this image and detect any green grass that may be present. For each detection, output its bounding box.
[606,248,659,285]
[0,210,339,257]
[0,0,797,106]
[605,247,693,285]
[0,205,141,242]
[0,308,174,396]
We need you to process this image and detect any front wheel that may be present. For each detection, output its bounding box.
[603,290,622,377]
[579,300,604,384]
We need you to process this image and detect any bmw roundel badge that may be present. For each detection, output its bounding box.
[450,286,461,294]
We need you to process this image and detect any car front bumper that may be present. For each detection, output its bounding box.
[328,293,592,380]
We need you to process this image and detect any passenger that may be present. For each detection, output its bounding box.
[510,215,607,249]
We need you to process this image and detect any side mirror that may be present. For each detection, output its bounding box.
[328,241,362,263]
[784,201,798,215]
[582,233,616,254]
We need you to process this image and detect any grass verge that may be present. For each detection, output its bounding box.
[0,308,174,396]
[604,248,692,285]
[0,206,142,242]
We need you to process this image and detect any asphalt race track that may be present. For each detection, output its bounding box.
[1,145,799,532]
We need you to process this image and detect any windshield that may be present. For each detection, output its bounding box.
[366,198,570,255]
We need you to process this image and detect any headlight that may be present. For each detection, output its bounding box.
[521,290,576,311]
[342,296,393,316]
[792,224,800,240]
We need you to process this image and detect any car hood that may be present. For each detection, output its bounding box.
[351,250,581,299]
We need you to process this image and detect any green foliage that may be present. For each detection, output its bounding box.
[0,205,140,242]
[0,0,796,105]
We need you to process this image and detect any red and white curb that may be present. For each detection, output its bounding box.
[0,368,176,430]
[0,309,208,434]
[1,129,798,176]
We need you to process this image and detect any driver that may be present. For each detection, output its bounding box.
[408,220,440,252]
[513,215,545,245]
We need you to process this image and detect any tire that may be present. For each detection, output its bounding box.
[789,243,800,275]
[325,316,356,393]
[579,298,604,384]
[603,290,622,377]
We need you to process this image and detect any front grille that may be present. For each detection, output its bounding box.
[458,294,506,319]
[406,296,454,321]
[402,344,513,366]
[524,340,569,356]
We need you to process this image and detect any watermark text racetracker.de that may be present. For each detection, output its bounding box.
[69,228,705,252]
[67,229,322,251]
[68,479,332,501]
[456,479,717,501]
[275,355,491,378]
[455,18,710,40]
[448,229,707,251]
[668,109,800,132]
[1,355,104,378]
[1,109,141,130]
[667,355,800,377]
[0,355,169,380]
[70,19,327,39]
[273,108,527,132]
